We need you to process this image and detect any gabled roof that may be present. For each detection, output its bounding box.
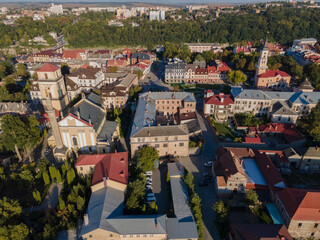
[204,94,234,106]
[253,150,286,188]
[230,223,292,240]
[76,152,128,185]
[258,70,290,78]
[297,79,314,90]
[37,63,59,72]
[274,188,320,221]
[271,101,297,116]
[303,146,320,158]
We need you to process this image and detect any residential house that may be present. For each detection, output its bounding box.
[165,60,186,84]
[100,73,138,109]
[272,188,320,239]
[282,148,302,168]
[300,147,320,172]
[32,50,62,63]
[207,60,230,83]
[130,92,196,157]
[65,68,105,100]
[184,42,226,53]
[203,93,234,122]
[233,46,251,55]
[62,49,87,61]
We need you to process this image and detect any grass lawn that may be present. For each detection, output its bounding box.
[211,119,235,140]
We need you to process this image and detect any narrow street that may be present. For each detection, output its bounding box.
[180,112,221,240]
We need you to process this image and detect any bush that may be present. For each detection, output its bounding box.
[189,141,197,148]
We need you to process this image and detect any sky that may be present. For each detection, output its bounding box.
[0,0,301,4]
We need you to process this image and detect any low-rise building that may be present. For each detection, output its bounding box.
[203,93,234,122]
[232,87,320,123]
[256,70,291,88]
[300,146,320,172]
[184,42,227,53]
[130,92,196,157]
[65,68,105,100]
[272,187,320,239]
[165,60,186,84]
[229,223,292,240]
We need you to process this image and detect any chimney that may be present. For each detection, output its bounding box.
[103,177,107,188]
[88,114,92,125]
[77,108,80,119]
[221,97,224,103]
[81,92,85,99]
[84,214,89,226]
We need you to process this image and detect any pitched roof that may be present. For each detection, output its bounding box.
[271,101,297,116]
[204,94,234,106]
[132,125,189,138]
[63,49,86,59]
[37,63,59,72]
[258,70,291,78]
[274,188,320,221]
[253,150,286,188]
[303,146,320,158]
[230,223,292,240]
[76,152,128,185]
[297,79,314,90]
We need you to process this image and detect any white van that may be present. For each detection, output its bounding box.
[147,196,156,202]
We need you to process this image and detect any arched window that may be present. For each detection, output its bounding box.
[72,137,78,146]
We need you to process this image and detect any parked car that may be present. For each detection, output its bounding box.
[204,161,212,167]
[147,193,155,198]
[147,196,156,202]
[45,149,51,156]
[145,171,153,176]
[198,179,209,187]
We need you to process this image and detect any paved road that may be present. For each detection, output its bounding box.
[24,183,63,213]
[180,112,221,240]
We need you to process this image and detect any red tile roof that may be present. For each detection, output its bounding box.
[195,68,208,75]
[249,123,305,144]
[63,49,86,59]
[244,135,262,144]
[274,188,320,221]
[204,93,234,106]
[76,152,128,185]
[258,70,290,78]
[37,63,60,72]
[254,150,286,188]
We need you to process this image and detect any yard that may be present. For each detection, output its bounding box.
[210,118,235,140]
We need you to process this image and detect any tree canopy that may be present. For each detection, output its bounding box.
[227,70,247,85]
[136,146,159,173]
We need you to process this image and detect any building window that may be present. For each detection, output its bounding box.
[314,223,318,228]
[80,167,83,171]
[165,137,168,140]
[311,233,315,237]
[89,147,92,152]
[72,137,78,146]
[298,223,302,228]
[163,144,168,148]
[179,143,184,147]
[155,144,159,148]
[89,235,92,238]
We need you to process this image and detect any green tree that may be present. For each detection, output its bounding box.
[16,63,28,78]
[60,63,70,75]
[227,70,247,85]
[194,54,205,62]
[213,201,229,224]
[32,189,41,204]
[0,197,22,225]
[136,146,159,172]
[246,189,259,206]
[49,166,56,182]
[177,45,192,63]
[42,224,57,240]
[164,42,178,60]
[67,169,76,185]
[0,223,29,240]
[42,171,50,186]
[299,102,320,142]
